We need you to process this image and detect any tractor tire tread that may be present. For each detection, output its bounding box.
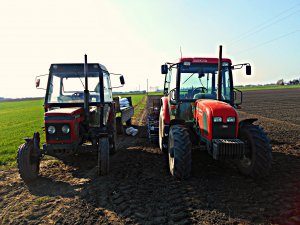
[17,141,40,182]
[169,125,192,180]
[238,123,272,178]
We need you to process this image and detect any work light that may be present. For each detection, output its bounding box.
[48,126,56,134]
[213,117,222,123]
[62,125,70,134]
[226,117,236,123]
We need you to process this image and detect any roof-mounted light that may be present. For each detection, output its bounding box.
[183,61,191,66]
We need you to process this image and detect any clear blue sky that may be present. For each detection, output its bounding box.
[0,0,300,97]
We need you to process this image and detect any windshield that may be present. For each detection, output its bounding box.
[179,63,232,102]
[47,72,100,103]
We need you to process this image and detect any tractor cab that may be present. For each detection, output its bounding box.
[161,57,250,122]
[45,63,115,108]
[162,58,251,104]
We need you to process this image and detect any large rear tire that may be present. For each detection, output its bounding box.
[98,137,109,176]
[168,125,192,180]
[17,141,40,182]
[237,123,272,178]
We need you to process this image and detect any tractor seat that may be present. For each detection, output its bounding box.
[193,93,216,100]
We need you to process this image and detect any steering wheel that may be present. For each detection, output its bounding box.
[71,92,83,100]
[192,87,207,95]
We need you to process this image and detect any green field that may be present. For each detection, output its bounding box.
[0,100,45,166]
[0,94,146,167]
[115,94,145,106]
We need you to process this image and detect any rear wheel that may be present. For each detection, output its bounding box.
[17,141,40,182]
[98,137,109,176]
[237,123,272,178]
[168,125,192,180]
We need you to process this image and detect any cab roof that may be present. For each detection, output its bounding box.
[49,63,109,74]
[179,57,232,64]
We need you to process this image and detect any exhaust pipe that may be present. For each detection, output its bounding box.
[217,45,222,101]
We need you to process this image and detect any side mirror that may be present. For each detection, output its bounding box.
[120,75,125,85]
[246,65,251,75]
[36,79,40,88]
[161,64,168,74]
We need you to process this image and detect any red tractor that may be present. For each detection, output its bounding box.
[17,55,133,182]
[159,46,272,179]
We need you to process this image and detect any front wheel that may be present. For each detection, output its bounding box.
[98,137,109,176]
[168,125,192,180]
[17,141,40,182]
[237,123,272,178]
[159,114,167,152]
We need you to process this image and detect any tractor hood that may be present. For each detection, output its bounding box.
[195,99,237,121]
[45,107,84,117]
[194,99,239,140]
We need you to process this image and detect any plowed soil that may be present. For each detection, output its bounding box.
[1,89,300,225]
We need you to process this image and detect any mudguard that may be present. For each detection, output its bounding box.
[160,97,170,124]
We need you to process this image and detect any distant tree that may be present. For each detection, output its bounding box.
[276,79,284,85]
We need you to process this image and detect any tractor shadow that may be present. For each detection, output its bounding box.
[27,177,81,198]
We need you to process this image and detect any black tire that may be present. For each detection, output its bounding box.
[168,125,192,180]
[159,114,167,152]
[98,137,109,176]
[110,116,118,154]
[237,123,272,178]
[17,141,40,182]
[116,117,123,135]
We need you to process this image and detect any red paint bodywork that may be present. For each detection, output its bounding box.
[161,96,170,124]
[194,100,238,141]
[179,57,232,64]
[45,107,84,144]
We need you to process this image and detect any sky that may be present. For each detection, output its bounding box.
[0,0,300,98]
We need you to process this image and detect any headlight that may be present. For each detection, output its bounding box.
[213,117,222,123]
[227,117,236,123]
[62,125,70,134]
[48,125,56,134]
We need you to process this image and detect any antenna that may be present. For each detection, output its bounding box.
[180,46,183,58]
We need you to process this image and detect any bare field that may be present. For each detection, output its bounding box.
[0,90,300,225]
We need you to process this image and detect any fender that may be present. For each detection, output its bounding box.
[160,97,170,124]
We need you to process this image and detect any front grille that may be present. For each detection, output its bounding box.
[212,122,236,139]
[46,123,71,141]
[212,139,244,160]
